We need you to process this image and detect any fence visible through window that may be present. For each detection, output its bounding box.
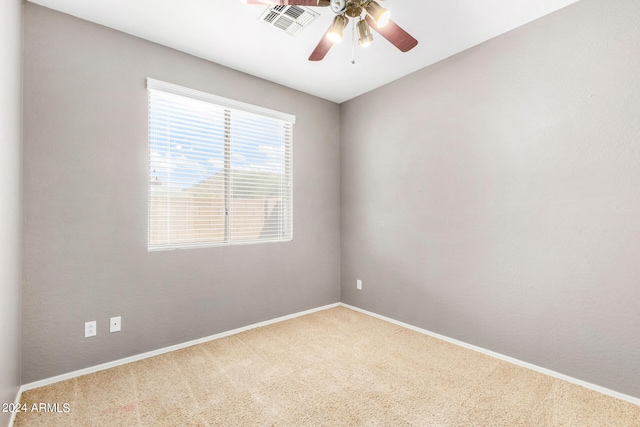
[147,79,294,250]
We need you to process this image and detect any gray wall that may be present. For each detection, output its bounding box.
[23,4,341,383]
[0,0,23,424]
[341,0,640,398]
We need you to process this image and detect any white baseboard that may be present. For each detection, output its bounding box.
[8,388,22,427]
[16,301,640,413]
[19,303,340,393]
[339,303,640,407]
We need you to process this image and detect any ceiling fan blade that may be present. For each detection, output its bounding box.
[241,0,329,6]
[365,16,418,52]
[308,17,349,61]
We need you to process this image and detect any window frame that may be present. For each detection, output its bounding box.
[147,78,295,251]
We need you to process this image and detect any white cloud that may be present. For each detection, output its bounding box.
[149,150,174,175]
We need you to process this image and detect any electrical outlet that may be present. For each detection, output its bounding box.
[357,279,362,290]
[85,321,96,338]
[110,316,121,333]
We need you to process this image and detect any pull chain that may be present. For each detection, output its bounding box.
[351,18,356,64]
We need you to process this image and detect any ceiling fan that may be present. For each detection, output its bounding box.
[240,0,418,61]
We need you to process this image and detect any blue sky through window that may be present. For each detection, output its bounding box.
[150,94,288,191]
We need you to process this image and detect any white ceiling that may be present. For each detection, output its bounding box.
[28,0,580,103]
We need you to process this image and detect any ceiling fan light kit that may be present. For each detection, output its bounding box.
[364,1,390,28]
[327,14,347,43]
[357,19,373,47]
[241,0,417,61]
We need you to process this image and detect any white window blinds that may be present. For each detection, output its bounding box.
[147,79,294,250]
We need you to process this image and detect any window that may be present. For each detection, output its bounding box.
[147,79,294,250]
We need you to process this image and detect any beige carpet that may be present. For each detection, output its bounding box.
[15,306,640,426]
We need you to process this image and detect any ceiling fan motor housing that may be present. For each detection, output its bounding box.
[345,1,363,18]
